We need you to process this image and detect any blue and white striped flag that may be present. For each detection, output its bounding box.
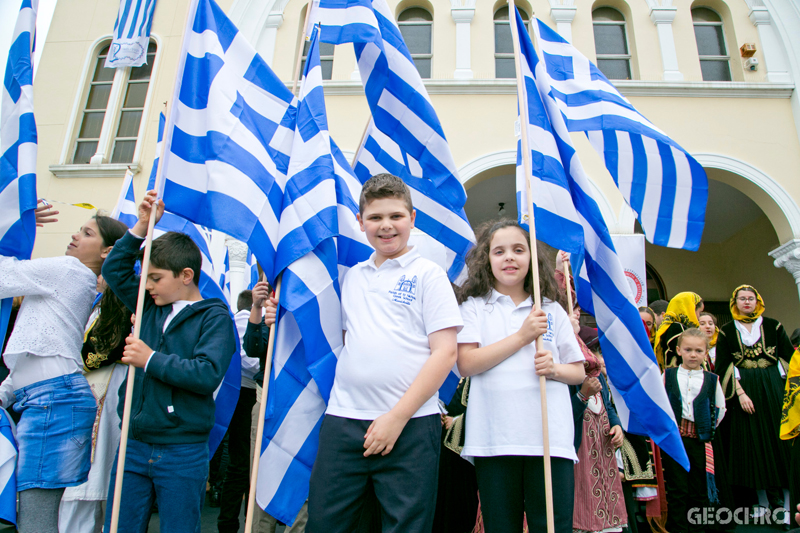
[245,248,259,290]
[0,409,16,525]
[0,0,38,352]
[531,20,707,251]
[110,169,138,228]
[106,0,158,68]
[317,0,476,282]
[146,111,240,458]
[255,25,372,525]
[219,248,231,303]
[511,9,688,469]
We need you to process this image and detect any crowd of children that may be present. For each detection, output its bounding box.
[2,173,800,533]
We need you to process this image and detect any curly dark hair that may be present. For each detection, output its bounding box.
[91,215,131,355]
[456,219,562,306]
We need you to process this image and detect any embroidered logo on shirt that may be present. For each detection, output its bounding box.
[542,312,555,342]
[389,275,417,305]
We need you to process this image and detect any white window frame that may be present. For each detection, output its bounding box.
[692,7,731,82]
[398,7,433,79]
[51,35,161,178]
[494,6,530,79]
[592,7,632,80]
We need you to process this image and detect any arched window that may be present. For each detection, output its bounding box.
[398,7,433,79]
[592,7,631,80]
[72,41,157,165]
[300,40,335,81]
[494,6,529,79]
[692,7,731,81]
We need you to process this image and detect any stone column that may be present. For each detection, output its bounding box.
[769,239,800,303]
[549,5,577,43]
[749,5,791,83]
[256,12,284,67]
[451,2,475,79]
[225,237,249,309]
[650,6,683,82]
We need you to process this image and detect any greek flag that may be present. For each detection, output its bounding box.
[0,409,15,525]
[146,111,240,458]
[511,9,689,469]
[246,248,259,290]
[106,0,158,68]
[317,0,475,282]
[255,26,372,525]
[0,0,38,351]
[532,20,707,251]
[110,169,138,228]
[219,248,231,302]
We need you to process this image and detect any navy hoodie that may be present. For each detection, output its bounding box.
[102,231,237,444]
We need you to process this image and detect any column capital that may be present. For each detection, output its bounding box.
[770,239,800,282]
[749,6,771,26]
[264,12,284,29]
[550,6,577,25]
[451,7,475,24]
[650,6,677,25]
[225,237,249,263]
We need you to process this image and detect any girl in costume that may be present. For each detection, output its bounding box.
[780,348,800,527]
[59,275,132,533]
[455,220,585,533]
[714,285,792,520]
[662,328,726,533]
[653,292,704,369]
[0,215,127,533]
[698,312,719,370]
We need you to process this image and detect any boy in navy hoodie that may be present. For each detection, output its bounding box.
[101,191,237,533]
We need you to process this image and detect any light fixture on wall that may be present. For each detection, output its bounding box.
[498,202,506,216]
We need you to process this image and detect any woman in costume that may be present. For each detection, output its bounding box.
[59,275,132,533]
[653,292,703,369]
[715,285,792,518]
[698,312,719,371]
[780,348,800,526]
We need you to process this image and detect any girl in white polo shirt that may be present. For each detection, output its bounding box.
[455,219,585,533]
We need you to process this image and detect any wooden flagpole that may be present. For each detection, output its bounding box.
[564,258,574,312]
[243,278,282,533]
[507,2,555,532]
[108,103,170,533]
[291,4,314,96]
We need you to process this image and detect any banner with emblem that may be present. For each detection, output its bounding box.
[611,235,647,307]
[105,0,157,68]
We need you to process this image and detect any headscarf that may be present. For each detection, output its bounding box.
[653,292,702,369]
[730,285,765,324]
[708,327,719,349]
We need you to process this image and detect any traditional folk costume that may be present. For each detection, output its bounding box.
[59,298,129,533]
[662,366,726,533]
[653,292,701,370]
[572,347,628,533]
[780,348,800,522]
[714,286,792,492]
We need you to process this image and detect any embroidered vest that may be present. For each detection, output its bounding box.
[665,367,718,442]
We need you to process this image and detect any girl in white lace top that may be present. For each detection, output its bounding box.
[0,214,128,533]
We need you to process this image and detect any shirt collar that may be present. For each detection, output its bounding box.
[488,288,533,308]
[367,246,420,270]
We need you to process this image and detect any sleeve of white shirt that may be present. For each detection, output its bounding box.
[421,268,463,335]
[0,256,65,299]
[714,378,727,425]
[0,375,15,408]
[457,298,482,345]
[553,305,584,364]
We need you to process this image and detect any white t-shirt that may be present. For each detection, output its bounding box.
[458,291,584,461]
[234,309,259,389]
[327,247,463,420]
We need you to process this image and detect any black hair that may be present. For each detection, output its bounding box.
[650,299,669,315]
[456,219,562,307]
[238,290,253,312]
[147,232,202,287]
[91,215,131,354]
[95,215,128,251]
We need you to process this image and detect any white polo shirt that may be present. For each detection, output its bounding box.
[327,247,463,420]
[458,291,584,461]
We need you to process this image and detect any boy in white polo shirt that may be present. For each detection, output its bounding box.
[305,174,462,533]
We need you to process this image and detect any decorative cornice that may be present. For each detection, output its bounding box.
[49,163,140,179]
[749,5,771,26]
[769,239,800,281]
[265,12,284,29]
[451,7,476,24]
[550,6,577,24]
[308,79,794,98]
[650,6,677,25]
[225,238,249,262]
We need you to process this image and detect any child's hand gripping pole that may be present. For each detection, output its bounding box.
[244,279,282,533]
[107,190,164,533]
[507,2,555,530]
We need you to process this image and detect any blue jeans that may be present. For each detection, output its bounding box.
[14,374,96,490]
[104,439,208,533]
